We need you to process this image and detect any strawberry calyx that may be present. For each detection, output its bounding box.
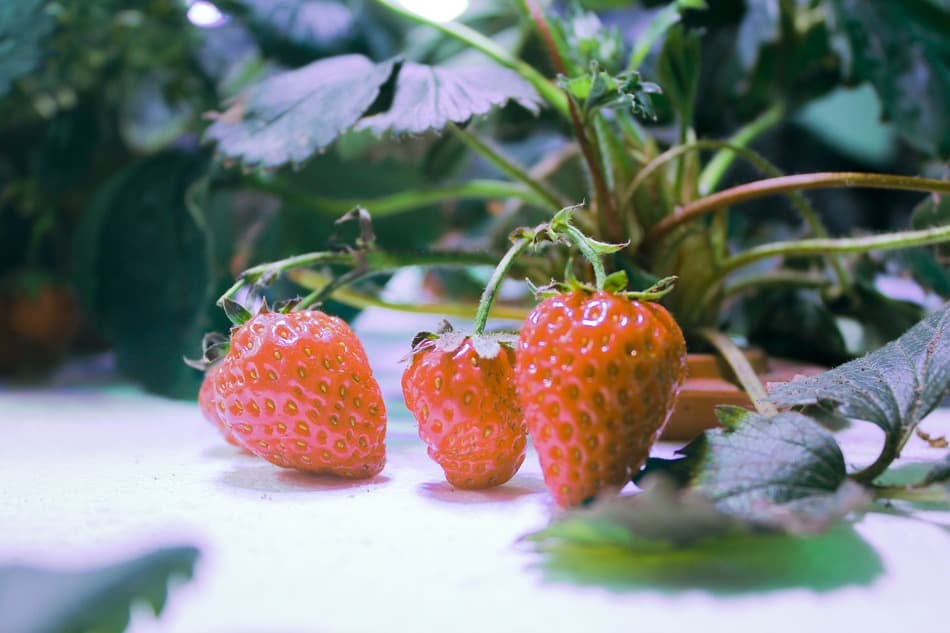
[184,331,230,370]
[406,320,518,361]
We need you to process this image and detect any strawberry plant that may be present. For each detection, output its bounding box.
[191,0,948,532]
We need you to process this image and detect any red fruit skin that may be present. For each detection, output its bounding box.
[215,310,387,478]
[402,338,527,489]
[198,364,243,448]
[515,291,687,508]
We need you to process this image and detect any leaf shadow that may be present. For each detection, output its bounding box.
[217,464,391,493]
[417,476,547,504]
[530,523,883,595]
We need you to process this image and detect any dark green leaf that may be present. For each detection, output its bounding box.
[357,62,540,136]
[206,54,397,169]
[526,477,746,551]
[0,0,56,97]
[676,409,865,533]
[656,24,701,130]
[830,0,950,156]
[737,0,780,70]
[527,518,882,593]
[0,545,199,633]
[560,64,658,120]
[73,152,226,399]
[769,305,950,438]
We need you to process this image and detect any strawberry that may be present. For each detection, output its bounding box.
[515,290,686,507]
[197,364,243,448]
[214,308,387,478]
[402,329,527,489]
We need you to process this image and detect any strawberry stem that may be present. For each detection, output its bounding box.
[473,231,536,335]
[695,328,777,417]
[561,223,608,289]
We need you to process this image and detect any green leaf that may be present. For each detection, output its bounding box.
[0,545,199,633]
[651,409,867,533]
[526,516,883,593]
[73,151,226,399]
[527,477,746,552]
[656,24,700,131]
[830,0,950,156]
[206,56,540,168]
[0,0,56,97]
[356,62,540,136]
[737,0,780,70]
[768,305,950,439]
[206,54,397,169]
[559,64,659,120]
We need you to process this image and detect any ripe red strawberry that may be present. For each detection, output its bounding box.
[197,364,243,448]
[214,309,387,478]
[402,334,527,489]
[515,290,686,507]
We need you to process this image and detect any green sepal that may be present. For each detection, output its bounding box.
[603,270,629,293]
[221,298,253,326]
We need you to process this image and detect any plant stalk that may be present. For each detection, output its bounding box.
[717,224,950,279]
[698,101,785,195]
[520,0,620,240]
[248,177,554,216]
[289,269,532,321]
[695,328,777,416]
[473,234,535,334]
[560,224,608,289]
[648,172,950,242]
[450,125,567,211]
[851,431,901,484]
[218,248,504,306]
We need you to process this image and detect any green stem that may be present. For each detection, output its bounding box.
[721,270,831,299]
[562,224,608,289]
[851,432,900,484]
[626,138,852,292]
[296,267,373,311]
[648,172,950,242]
[373,0,568,118]
[450,125,567,211]
[473,234,535,334]
[248,177,553,216]
[217,248,504,306]
[698,102,785,195]
[289,269,532,321]
[520,0,619,241]
[695,328,777,416]
[717,224,950,279]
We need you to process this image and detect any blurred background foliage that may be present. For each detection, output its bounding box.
[1,0,947,399]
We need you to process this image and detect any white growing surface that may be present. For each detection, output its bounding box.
[0,314,947,633]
